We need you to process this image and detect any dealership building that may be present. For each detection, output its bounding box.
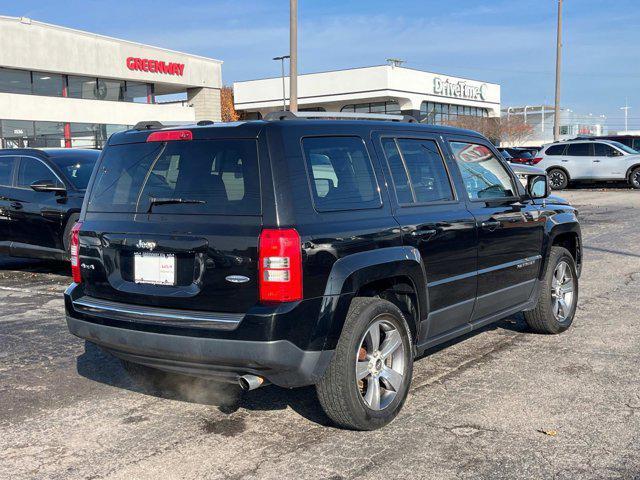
[234,64,500,123]
[0,16,222,148]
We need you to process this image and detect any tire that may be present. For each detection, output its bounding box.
[62,213,80,258]
[548,169,569,190]
[629,167,640,189]
[524,246,578,334]
[316,297,414,430]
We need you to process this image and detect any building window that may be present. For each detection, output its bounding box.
[32,72,64,97]
[341,101,401,115]
[67,75,98,99]
[420,101,488,125]
[33,121,65,147]
[0,67,31,95]
[124,82,153,103]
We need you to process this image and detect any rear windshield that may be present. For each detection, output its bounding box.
[87,139,260,215]
[50,155,99,189]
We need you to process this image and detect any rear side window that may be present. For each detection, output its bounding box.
[302,136,381,212]
[0,156,15,186]
[545,144,566,155]
[87,139,260,215]
[449,142,515,200]
[381,138,454,204]
[566,143,591,156]
[17,158,63,188]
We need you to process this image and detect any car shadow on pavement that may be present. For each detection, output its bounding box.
[76,317,531,427]
[75,341,333,426]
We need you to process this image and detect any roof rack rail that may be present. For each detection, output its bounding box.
[133,121,165,131]
[263,110,418,123]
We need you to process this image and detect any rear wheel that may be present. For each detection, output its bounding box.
[62,213,80,259]
[316,297,413,430]
[524,246,578,334]
[548,169,569,190]
[629,167,640,189]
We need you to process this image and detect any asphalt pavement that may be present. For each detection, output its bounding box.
[1,189,639,480]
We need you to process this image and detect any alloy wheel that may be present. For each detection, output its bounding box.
[550,171,566,189]
[355,317,405,411]
[632,170,640,188]
[551,261,575,322]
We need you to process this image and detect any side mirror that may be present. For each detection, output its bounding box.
[30,179,66,194]
[609,150,623,157]
[527,174,549,199]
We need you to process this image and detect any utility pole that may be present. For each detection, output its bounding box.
[553,0,563,141]
[273,55,290,110]
[620,99,631,132]
[289,0,298,112]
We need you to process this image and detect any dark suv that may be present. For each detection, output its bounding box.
[0,148,100,261]
[65,113,582,430]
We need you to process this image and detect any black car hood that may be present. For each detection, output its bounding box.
[546,194,571,206]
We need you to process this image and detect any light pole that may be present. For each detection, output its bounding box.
[273,55,290,110]
[289,0,298,112]
[620,100,631,132]
[553,0,563,141]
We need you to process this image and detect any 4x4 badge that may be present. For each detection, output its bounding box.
[136,240,157,251]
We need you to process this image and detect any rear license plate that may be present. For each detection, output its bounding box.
[134,253,176,285]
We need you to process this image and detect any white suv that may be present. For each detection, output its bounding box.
[535,140,640,189]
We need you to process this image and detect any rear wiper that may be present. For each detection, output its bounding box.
[147,197,206,213]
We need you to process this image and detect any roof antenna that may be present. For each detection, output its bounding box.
[386,58,405,68]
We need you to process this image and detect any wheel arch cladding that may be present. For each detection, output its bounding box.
[321,246,428,348]
[542,221,582,278]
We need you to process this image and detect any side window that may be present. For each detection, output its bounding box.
[566,143,591,157]
[545,144,566,156]
[449,142,516,200]
[302,136,381,212]
[381,138,454,204]
[632,139,640,151]
[0,156,16,186]
[16,157,62,188]
[593,143,615,157]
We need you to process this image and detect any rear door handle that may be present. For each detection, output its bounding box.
[561,160,569,162]
[481,220,501,231]
[411,228,437,238]
[593,160,601,163]
[10,202,23,210]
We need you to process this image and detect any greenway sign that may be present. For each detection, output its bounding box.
[433,77,487,101]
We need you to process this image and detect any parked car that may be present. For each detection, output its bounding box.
[65,113,582,430]
[499,147,536,165]
[0,148,100,261]
[534,139,640,189]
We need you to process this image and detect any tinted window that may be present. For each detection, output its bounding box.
[633,139,640,151]
[0,67,31,95]
[383,138,453,203]
[450,142,515,200]
[0,156,16,186]
[566,143,591,156]
[593,143,616,156]
[17,158,61,188]
[302,136,381,212]
[88,140,260,215]
[50,154,99,189]
[32,72,64,97]
[545,144,566,156]
[381,138,412,204]
[67,76,97,99]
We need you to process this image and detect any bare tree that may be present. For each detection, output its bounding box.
[443,116,533,146]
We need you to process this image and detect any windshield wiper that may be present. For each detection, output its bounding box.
[147,197,206,213]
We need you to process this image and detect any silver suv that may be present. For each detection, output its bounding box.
[535,140,640,189]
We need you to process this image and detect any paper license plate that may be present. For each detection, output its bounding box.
[134,253,176,285]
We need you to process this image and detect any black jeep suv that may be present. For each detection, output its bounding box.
[0,148,100,261]
[65,113,581,430]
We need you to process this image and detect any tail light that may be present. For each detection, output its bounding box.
[146,130,193,142]
[258,228,302,303]
[70,222,83,283]
[532,157,543,165]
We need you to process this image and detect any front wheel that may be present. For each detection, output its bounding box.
[548,169,569,190]
[524,246,578,334]
[629,167,640,189]
[316,297,413,430]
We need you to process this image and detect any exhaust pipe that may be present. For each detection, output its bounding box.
[238,374,265,391]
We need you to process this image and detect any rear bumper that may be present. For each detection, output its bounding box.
[65,283,340,388]
[67,316,333,387]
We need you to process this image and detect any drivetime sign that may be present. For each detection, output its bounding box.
[126,57,185,76]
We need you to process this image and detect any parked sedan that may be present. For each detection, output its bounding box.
[0,148,100,261]
[499,147,536,165]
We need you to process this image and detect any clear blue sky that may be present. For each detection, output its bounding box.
[2,0,639,130]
